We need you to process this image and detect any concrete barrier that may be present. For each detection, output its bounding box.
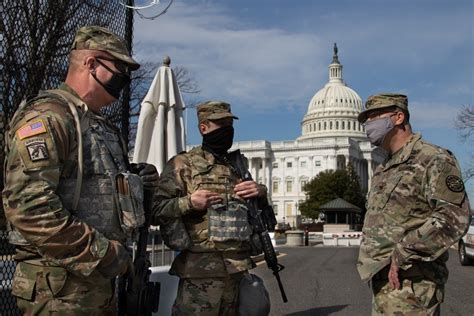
[322,232,362,246]
[285,230,304,246]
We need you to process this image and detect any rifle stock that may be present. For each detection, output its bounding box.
[119,189,160,315]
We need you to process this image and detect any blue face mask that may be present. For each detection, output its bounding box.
[364,116,395,146]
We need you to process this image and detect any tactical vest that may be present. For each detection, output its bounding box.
[7,89,131,245]
[184,148,252,250]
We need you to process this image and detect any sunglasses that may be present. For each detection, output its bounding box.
[95,56,131,76]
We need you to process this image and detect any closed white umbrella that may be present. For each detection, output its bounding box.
[133,56,185,173]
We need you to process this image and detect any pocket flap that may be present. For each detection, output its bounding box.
[45,266,67,296]
[11,262,37,301]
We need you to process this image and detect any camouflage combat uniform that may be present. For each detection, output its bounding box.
[358,133,471,315]
[2,82,134,315]
[153,142,267,316]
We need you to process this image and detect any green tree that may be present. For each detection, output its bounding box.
[299,163,366,220]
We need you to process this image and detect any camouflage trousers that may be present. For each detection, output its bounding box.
[371,277,444,316]
[172,271,247,316]
[12,261,116,315]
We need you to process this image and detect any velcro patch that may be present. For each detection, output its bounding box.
[445,175,464,192]
[25,138,49,161]
[17,120,47,140]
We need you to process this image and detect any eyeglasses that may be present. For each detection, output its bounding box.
[95,56,131,76]
[363,112,398,125]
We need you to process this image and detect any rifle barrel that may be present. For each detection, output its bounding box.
[274,270,288,303]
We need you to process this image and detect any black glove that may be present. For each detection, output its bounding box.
[130,163,159,190]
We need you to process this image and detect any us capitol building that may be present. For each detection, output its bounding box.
[232,44,385,227]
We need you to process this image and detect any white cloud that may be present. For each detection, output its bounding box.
[133,2,329,111]
[132,1,472,121]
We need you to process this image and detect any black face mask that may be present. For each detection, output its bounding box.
[92,58,131,99]
[202,125,234,157]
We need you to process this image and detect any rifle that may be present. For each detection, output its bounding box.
[226,150,288,303]
[119,188,160,315]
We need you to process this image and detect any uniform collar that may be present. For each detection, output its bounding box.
[192,146,217,165]
[58,82,83,101]
[382,133,421,171]
[57,82,89,113]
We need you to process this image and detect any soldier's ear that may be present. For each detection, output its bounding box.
[199,122,208,134]
[84,56,96,73]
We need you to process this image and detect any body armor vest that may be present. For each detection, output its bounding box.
[56,110,129,241]
[184,149,252,249]
[8,90,130,245]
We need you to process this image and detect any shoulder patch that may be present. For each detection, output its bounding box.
[17,120,47,140]
[25,137,49,161]
[445,175,464,193]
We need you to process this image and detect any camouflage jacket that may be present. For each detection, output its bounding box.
[152,146,262,278]
[358,133,471,283]
[2,83,130,278]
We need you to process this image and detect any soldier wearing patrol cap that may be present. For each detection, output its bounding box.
[151,101,271,315]
[2,25,158,314]
[357,93,471,315]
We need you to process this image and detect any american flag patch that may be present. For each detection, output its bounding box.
[17,120,47,140]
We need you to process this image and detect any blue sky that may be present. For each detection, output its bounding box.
[132,0,473,198]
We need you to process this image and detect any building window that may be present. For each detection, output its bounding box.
[286,203,293,216]
[318,122,321,130]
[272,162,278,169]
[287,162,292,168]
[300,161,307,168]
[342,121,345,129]
[336,121,339,130]
[286,180,293,192]
[330,121,333,130]
[273,204,278,216]
[301,180,307,191]
[272,181,279,193]
[324,122,327,130]
[315,160,321,166]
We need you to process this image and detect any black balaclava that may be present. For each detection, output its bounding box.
[91,58,130,99]
[202,125,234,157]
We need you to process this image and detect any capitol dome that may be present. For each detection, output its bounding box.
[299,44,366,140]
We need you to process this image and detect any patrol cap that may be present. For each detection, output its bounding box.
[197,101,239,123]
[358,93,408,123]
[71,25,140,70]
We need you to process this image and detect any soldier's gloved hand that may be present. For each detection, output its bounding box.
[121,257,135,278]
[130,163,159,189]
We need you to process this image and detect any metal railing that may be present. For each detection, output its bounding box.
[147,228,175,267]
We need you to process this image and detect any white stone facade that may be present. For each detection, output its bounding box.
[231,44,385,227]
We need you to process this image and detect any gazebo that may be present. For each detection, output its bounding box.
[319,197,362,230]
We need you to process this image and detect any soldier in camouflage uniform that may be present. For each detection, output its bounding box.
[357,93,471,315]
[2,26,158,315]
[152,101,270,315]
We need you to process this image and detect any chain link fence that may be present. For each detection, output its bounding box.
[1,1,135,314]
